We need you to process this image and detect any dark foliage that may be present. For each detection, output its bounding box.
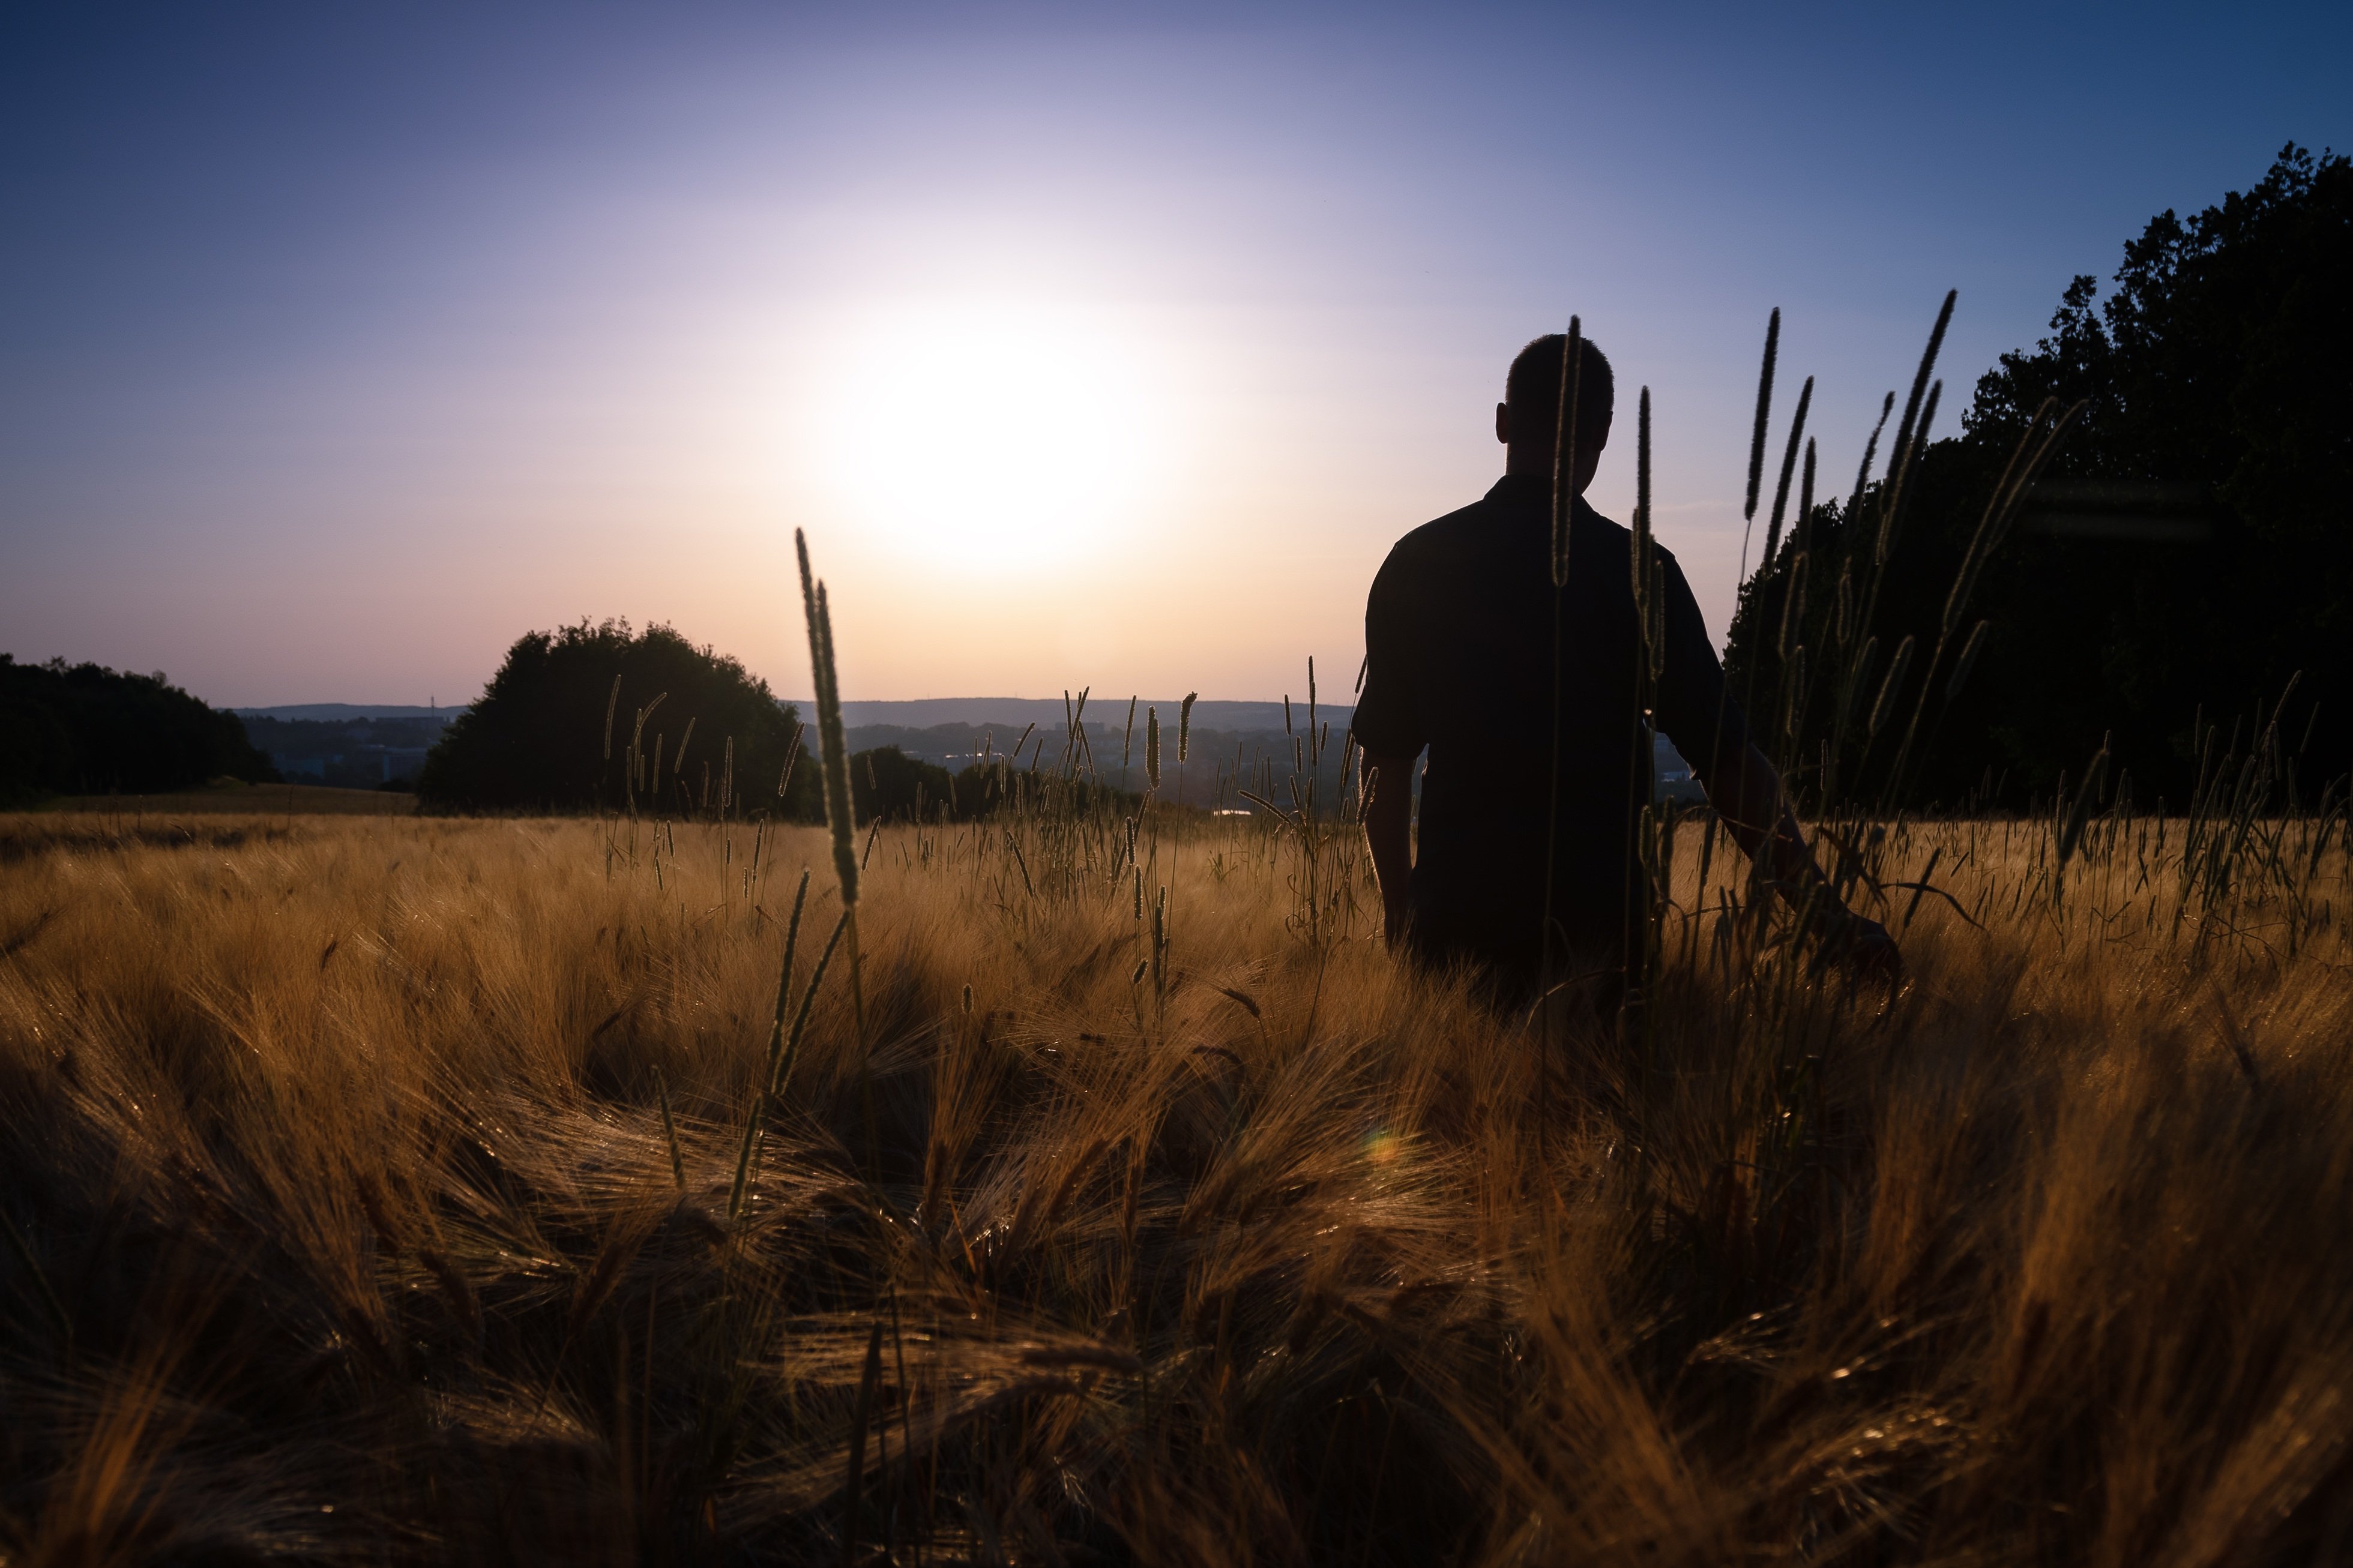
[417,620,821,817]
[842,718,1341,812]
[1729,145,2352,806]
[947,761,1141,821]
[0,655,275,803]
[850,746,954,822]
[843,746,1147,823]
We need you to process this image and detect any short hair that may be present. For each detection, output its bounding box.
[1505,333,1614,449]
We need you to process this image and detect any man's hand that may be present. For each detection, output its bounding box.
[1359,749,1418,952]
[1822,910,1902,980]
[1693,740,1900,982]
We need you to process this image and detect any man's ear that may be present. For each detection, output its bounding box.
[1495,402,1510,445]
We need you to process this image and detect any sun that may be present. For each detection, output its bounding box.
[814,300,1170,569]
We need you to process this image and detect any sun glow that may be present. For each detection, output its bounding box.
[812,300,1175,569]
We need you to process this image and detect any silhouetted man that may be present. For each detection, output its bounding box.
[1352,332,1895,1003]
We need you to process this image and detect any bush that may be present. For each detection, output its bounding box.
[849,746,955,823]
[949,761,1140,822]
[417,620,821,817]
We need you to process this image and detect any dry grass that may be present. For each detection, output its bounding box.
[31,784,418,819]
[0,801,2348,1566]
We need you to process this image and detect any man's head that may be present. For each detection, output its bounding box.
[1498,333,1614,490]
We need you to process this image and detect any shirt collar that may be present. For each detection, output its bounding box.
[1488,473,1584,512]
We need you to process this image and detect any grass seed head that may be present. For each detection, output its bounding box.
[797,528,860,908]
[1744,307,1781,522]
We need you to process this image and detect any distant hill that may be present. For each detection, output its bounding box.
[821,700,1701,807]
[229,692,1701,812]
[232,703,461,722]
[789,697,1350,733]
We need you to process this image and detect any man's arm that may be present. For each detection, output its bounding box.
[1360,749,1417,949]
[1353,542,1423,954]
[1698,740,1819,889]
[1696,739,1899,974]
[1652,550,1897,976]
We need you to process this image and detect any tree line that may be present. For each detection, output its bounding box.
[0,655,274,804]
[1726,145,2349,808]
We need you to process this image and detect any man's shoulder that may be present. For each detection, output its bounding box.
[1382,497,1495,566]
[1372,488,1656,585]
[1573,498,1635,545]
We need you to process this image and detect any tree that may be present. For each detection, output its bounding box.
[0,655,275,804]
[1729,145,2352,806]
[849,746,955,823]
[417,620,821,817]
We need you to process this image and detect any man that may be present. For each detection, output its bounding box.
[1351,332,1896,1003]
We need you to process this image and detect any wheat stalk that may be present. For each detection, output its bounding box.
[1945,620,1991,701]
[1731,313,1785,765]
[1869,635,1915,738]
[1745,307,1781,524]
[779,719,804,802]
[1121,695,1137,792]
[652,1066,686,1191]
[1540,319,1589,1056]
[796,529,865,1051]
[1551,316,1584,589]
[1875,290,1957,563]
[797,533,859,907]
[1759,374,1813,571]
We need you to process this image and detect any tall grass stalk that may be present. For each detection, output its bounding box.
[797,530,865,1048]
[1538,315,1586,1125]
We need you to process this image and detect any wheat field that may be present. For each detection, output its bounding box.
[0,787,2346,1566]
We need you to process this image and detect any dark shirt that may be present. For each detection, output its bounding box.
[1350,475,1750,987]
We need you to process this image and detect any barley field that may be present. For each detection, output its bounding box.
[1,780,2346,1566]
[38,786,417,819]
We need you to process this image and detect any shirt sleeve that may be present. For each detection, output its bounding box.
[1650,549,1752,784]
[1348,547,1426,759]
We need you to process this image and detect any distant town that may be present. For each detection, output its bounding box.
[233,706,455,789]
[230,697,1705,804]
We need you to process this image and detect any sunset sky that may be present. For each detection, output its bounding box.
[5,3,2345,707]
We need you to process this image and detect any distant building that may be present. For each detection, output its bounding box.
[1655,734,1707,805]
[375,747,431,783]
[242,713,447,789]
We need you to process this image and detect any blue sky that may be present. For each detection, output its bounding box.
[4,2,2345,704]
